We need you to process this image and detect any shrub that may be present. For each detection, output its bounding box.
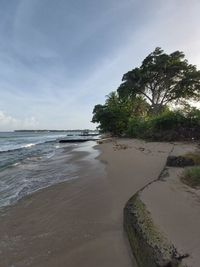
[185,108,200,127]
[181,167,200,188]
[127,109,200,141]
[126,117,150,138]
[183,153,200,165]
[149,111,186,131]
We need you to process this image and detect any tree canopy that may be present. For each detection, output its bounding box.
[92,47,200,137]
[117,47,200,114]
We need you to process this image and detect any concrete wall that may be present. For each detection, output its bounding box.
[124,194,184,267]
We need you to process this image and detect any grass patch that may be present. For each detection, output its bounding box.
[181,166,200,188]
[183,152,200,165]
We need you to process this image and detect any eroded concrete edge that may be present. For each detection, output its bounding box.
[124,149,189,267]
[124,192,188,267]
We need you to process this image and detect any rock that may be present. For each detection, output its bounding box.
[166,156,195,167]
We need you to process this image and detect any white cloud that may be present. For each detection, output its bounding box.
[0,111,38,131]
[1,0,200,130]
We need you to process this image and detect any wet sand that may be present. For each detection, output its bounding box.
[0,139,172,267]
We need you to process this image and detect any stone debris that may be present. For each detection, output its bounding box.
[166,156,195,167]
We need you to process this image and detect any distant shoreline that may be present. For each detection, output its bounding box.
[14,129,98,133]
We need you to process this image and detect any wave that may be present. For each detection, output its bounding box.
[0,139,97,209]
[0,139,64,172]
[0,133,68,153]
[0,140,59,153]
[23,143,35,148]
[12,162,20,167]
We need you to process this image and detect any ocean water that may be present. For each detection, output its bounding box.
[0,131,98,208]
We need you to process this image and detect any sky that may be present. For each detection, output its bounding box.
[0,0,200,131]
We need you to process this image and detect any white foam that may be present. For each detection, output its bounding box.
[23,143,35,148]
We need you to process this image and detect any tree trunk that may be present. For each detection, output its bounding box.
[149,103,164,115]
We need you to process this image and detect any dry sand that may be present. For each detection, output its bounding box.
[140,142,200,267]
[0,139,173,267]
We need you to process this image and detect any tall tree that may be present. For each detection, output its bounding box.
[118,47,200,114]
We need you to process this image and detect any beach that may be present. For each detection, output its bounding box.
[0,138,173,267]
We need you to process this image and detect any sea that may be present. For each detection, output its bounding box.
[0,131,98,208]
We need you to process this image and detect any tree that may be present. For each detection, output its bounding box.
[92,92,149,135]
[92,92,129,135]
[118,47,200,114]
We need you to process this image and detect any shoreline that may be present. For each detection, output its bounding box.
[0,138,173,267]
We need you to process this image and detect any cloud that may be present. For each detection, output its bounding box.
[0,111,38,131]
[0,0,200,130]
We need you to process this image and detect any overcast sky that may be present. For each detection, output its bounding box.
[0,0,200,130]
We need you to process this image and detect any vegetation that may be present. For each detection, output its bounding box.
[183,153,200,165]
[92,92,149,135]
[92,47,200,140]
[118,47,200,115]
[181,167,200,188]
[126,109,200,141]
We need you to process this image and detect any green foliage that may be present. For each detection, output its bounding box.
[92,93,129,135]
[181,167,200,188]
[126,109,200,140]
[185,108,200,127]
[118,47,200,114]
[92,92,149,135]
[183,153,200,165]
[149,111,186,131]
[126,117,150,138]
[92,47,200,139]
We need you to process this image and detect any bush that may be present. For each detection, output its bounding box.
[181,167,200,188]
[126,117,150,138]
[183,153,200,165]
[149,111,186,131]
[186,108,200,127]
[126,109,200,141]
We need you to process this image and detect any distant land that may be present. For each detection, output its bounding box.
[14,129,98,133]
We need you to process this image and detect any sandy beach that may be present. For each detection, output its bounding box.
[0,139,173,267]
